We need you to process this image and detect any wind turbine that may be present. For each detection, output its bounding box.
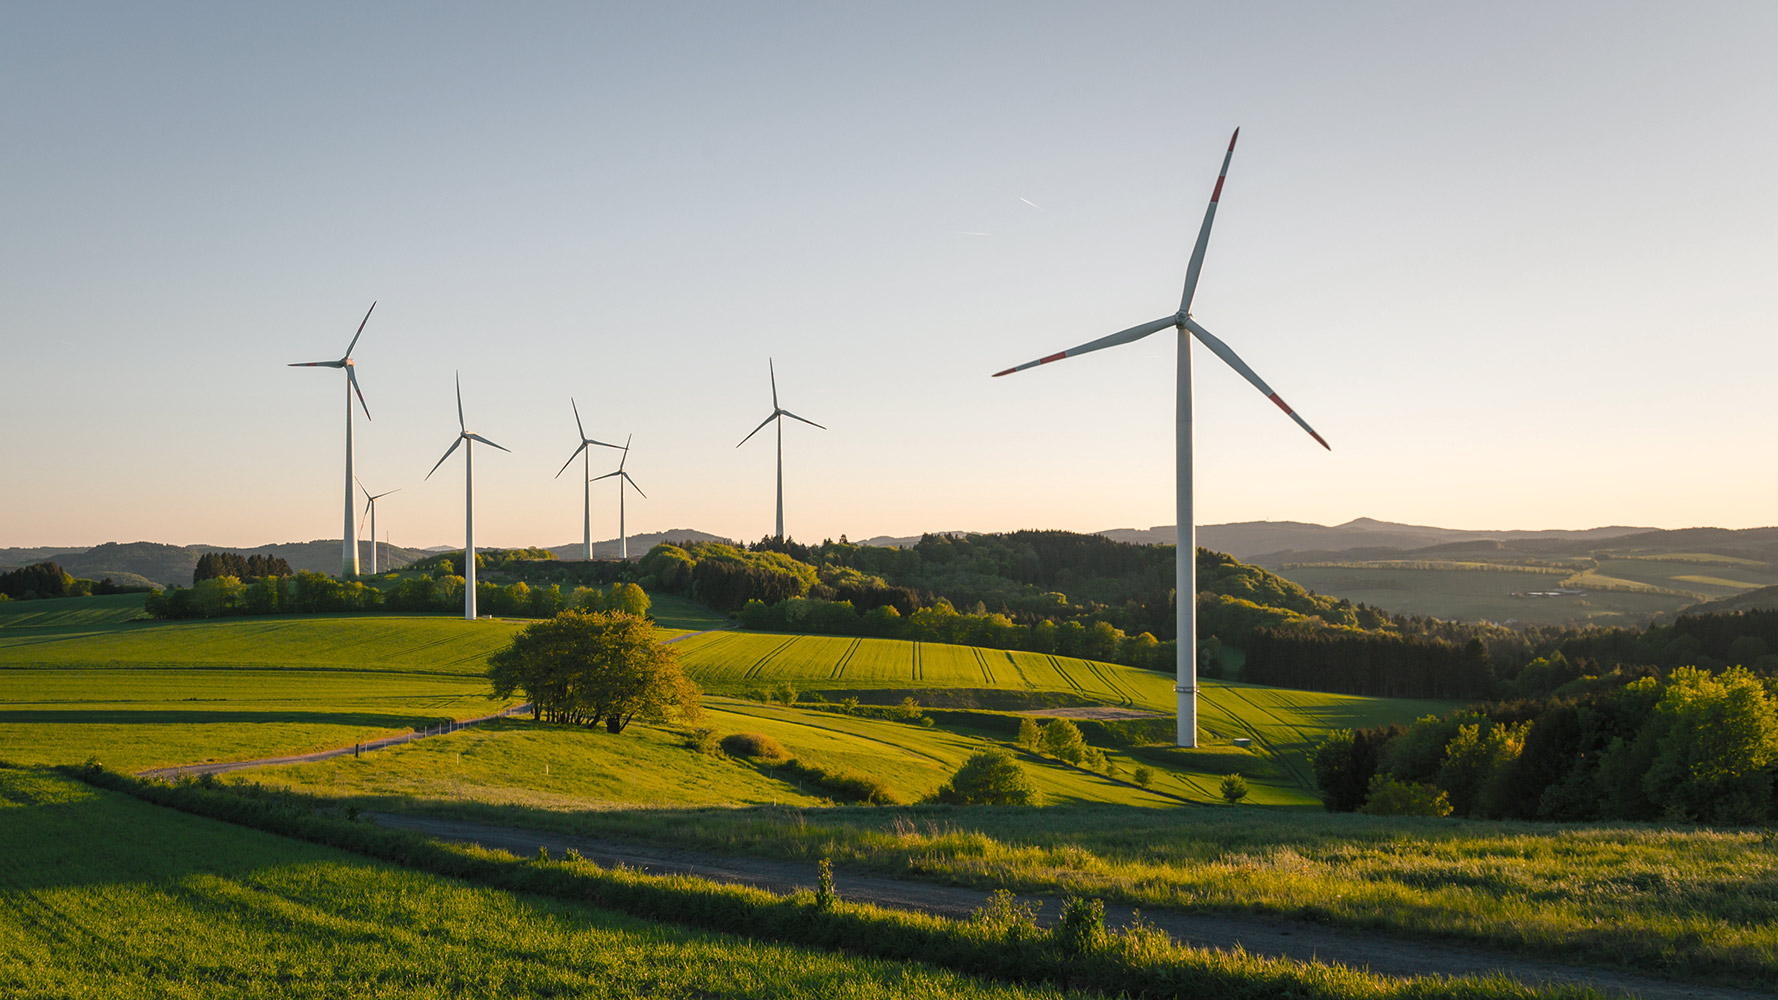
[736,359,825,541]
[355,478,399,575]
[288,301,376,578]
[991,129,1329,748]
[554,399,624,560]
[591,436,646,560]
[424,373,509,620]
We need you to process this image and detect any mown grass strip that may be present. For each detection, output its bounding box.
[62,765,1597,1000]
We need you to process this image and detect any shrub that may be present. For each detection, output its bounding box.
[1132,765,1155,788]
[683,728,720,755]
[777,759,897,804]
[891,696,924,722]
[1219,773,1248,804]
[1016,717,1042,751]
[1040,719,1087,765]
[933,748,1039,806]
[1359,776,1452,816]
[720,732,789,760]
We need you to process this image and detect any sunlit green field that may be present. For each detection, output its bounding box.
[0,616,534,771]
[1271,565,1682,626]
[0,592,149,628]
[677,631,1167,707]
[0,767,1087,1000]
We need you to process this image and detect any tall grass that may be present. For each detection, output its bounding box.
[58,765,1598,1000]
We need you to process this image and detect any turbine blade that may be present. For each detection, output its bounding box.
[555,441,589,478]
[622,471,647,499]
[465,432,509,453]
[455,372,465,432]
[1179,128,1239,316]
[991,316,1176,377]
[571,397,586,440]
[359,499,372,537]
[769,358,779,410]
[425,436,464,480]
[1184,317,1330,450]
[736,412,775,448]
[618,433,632,472]
[586,437,623,450]
[375,488,400,500]
[590,470,622,483]
[779,409,826,430]
[356,475,370,500]
[348,366,371,421]
[344,300,376,359]
[288,360,345,368]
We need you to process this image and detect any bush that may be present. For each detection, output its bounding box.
[720,732,789,760]
[1359,776,1452,816]
[933,748,1039,806]
[1040,719,1087,765]
[1219,773,1248,804]
[1132,766,1155,788]
[1017,717,1042,751]
[778,759,897,804]
[683,728,720,755]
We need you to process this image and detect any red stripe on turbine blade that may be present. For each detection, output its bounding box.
[1211,176,1226,202]
[1228,127,1239,151]
[1311,431,1331,451]
[1267,393,1292,414]
[1039,351,1066,364]
[992,367,1017,377]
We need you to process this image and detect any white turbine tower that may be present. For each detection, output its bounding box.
[590,436,645,560]
[288,301,376,578]
[355,478,399,575]
[554,399,624,561]
[992,129,1329,748]
[424,374,509,620]
[736,359,825,542]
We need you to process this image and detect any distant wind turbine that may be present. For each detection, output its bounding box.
[590,435,645,560]
[737,359,825,542]
[424,373,509,620]
[288,301,376,578]
[554,399,624,561]
[991,129,1329,748]
[355,478,399,575]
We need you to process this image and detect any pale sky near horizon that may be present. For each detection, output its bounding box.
[3,2,1775,550]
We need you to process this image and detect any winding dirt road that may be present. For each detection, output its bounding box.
[371,812,1764,1000]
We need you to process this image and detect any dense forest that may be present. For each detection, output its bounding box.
[0,561,154,601]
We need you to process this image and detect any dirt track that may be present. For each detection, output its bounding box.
[372,812,1764,1000]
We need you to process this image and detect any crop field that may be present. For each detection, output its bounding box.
[0,616,539,771]
[1272,564,1682,626]
[0,767,1089,1000]
[675,631,1170,709]
[0,592,149,628]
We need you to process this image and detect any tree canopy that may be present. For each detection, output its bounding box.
[487,610,699,732]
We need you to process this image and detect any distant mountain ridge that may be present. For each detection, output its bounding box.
[0,528,741,587]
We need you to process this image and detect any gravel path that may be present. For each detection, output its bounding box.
[371,812,1765,1000]
[135,703,533,780]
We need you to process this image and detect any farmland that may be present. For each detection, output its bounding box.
[0,615,536,771]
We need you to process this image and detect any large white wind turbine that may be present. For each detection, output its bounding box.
[736,359,825,541]
[590,436,646,560]
[355,478,399,575]
[554,399,624,560]
[424,374,509,620]
[288,302,376,578]
[992,129,1329,748]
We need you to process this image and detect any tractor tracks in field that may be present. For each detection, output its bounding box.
[830,638,863,681]
[370,812,1766,1000]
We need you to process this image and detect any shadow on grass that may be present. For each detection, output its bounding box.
[0,708,456,729]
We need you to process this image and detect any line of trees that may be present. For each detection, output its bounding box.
[0,561,152,601]
[192,552,292,584]
[1312,663,1778,823]
[146,569,650,621]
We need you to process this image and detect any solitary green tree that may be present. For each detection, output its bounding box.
[934,748,1039,805]
[1220,772,1249,804]
[488,610,699,731]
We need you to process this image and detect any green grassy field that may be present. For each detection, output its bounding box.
[460,796,1778,991]
[0,592,149,628]
[0,616,538,771]
[0,767,1100,1000]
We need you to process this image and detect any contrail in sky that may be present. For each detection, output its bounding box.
[1018,197,1044,210]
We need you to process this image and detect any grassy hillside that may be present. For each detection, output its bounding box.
[0,592,148,628]
[0,767,1084,1000]
[0,616,539,771]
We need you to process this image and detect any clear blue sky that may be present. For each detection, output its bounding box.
[3,2,1774,549]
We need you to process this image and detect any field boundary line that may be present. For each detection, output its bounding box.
[135,702,534,781]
